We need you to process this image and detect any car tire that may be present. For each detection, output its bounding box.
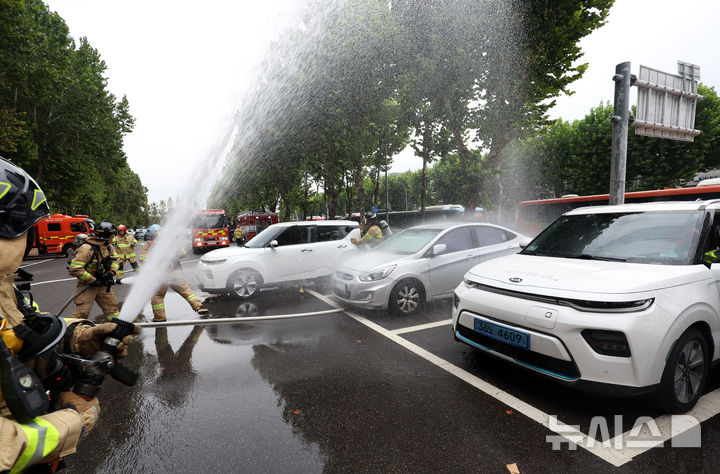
[656,327,709,414]
[228,269,263,299]
[389,279,424,315]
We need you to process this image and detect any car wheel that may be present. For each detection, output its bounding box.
[389,279,424,315]
[228,269,263,299]
[656,327,709,413]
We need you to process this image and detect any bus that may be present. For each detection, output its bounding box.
[383,204,466,229]
[517,185,720,237]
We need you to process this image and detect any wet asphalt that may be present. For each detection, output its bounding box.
[19,254,720,473]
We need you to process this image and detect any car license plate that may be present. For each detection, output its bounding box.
[473,318,530,350]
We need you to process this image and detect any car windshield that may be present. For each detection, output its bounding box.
[245,225,285,248]
[374,228,442,255]
[192,214,226,229]
[521,210,706,265]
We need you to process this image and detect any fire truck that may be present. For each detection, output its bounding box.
[236,210,279,242]
[191,209,230,254]
[33,214,93,255]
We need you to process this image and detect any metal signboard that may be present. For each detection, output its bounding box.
[634,61,702,142]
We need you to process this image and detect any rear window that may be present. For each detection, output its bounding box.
[47,223,61,232]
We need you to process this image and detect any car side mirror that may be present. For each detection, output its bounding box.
[432,244,446,256]
[270,240,278,248]
[519,238,532,249]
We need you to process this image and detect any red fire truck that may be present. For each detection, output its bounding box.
[33,214,93,255]
[236,210,279,242]
[191,209,230,254]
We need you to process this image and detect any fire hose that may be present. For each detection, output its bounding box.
[135,308,344,328]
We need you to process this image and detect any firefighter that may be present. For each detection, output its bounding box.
[0,156,140,472]
[112,224,138,283]
[233,224,244,246]
[65,233,88,270]
[141,224,209,322]
[68,222,121,321]
[351,211,384,247]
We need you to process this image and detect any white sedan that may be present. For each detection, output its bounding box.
[453,201,720,413]
[196,220,360,298]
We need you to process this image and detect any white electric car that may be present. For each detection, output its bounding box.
[196,220,360,298]
[452,200,720,413]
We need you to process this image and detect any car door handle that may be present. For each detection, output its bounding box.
[337,244,347,248]
[301,248,313,252]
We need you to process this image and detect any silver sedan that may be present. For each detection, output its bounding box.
[333,223,527,315]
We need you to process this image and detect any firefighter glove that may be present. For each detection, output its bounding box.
[73,322,142,359]
[59,392,100,438]
[103,270,116,284]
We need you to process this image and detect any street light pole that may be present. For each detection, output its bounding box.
[385,151,389,223]
[610,61,631,205]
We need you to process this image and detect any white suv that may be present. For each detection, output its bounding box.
[452,201,720,413]
[196,220,360,298]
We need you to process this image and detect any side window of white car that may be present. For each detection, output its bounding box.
[315,225,349,242]
[436,227,474,254]
[275,226,311,246]
[473,226,516,247]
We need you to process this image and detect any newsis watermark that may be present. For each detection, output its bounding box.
[546,414,701,450]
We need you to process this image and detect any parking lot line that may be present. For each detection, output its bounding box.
[304,289,720,467]
[20,259,53,268]
[392,319,452,335]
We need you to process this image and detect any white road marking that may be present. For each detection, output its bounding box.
[392,319,452,335]
[20,259,53,268]
[305,288,720,467]
[31,277,76,285]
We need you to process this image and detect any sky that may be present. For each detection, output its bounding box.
[45,0,720,203]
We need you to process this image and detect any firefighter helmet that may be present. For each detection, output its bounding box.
[148,224,162,239]
[364,211,377,221]
[94,222,116,240]
[117,224,126,232]
[0,156,50,238]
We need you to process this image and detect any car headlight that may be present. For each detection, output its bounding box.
[359,265,396,282]
[200,258,227,265]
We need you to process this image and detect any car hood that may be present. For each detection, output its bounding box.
[338,250,414,272]
[201,246,264,261]
[465,253,710,296]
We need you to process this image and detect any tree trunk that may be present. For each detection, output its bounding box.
[302,157,309,220]
[420,122,430,218]
[355,158,365,224]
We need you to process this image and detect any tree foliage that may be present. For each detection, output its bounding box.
[501,83,720,215]
[0,0,147,226]
[210,0,614,223]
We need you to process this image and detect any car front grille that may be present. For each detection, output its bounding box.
[456,324,580,381]
[333,284,351,299]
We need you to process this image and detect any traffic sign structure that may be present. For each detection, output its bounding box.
[634,61,703,142]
